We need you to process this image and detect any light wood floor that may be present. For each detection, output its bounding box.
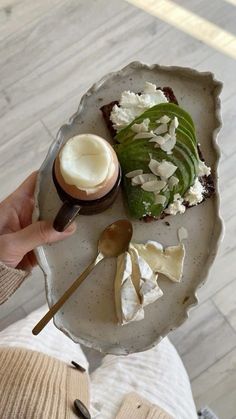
[0,0,236,417]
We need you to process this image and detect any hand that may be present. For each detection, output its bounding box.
[0,172,76,270]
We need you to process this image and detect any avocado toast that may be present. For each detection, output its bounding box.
[101,82,214,221]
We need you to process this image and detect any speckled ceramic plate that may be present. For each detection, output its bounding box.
[33,62,223,354]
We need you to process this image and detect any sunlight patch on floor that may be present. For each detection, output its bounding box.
[126,0,236,59]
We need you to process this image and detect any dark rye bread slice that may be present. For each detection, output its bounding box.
[100,87,214,222]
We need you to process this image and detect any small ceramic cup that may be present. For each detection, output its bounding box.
[52,136,121,232]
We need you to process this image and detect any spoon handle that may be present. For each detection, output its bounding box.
[32,252,104,335]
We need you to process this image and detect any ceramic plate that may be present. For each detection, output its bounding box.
[33,62,223,354]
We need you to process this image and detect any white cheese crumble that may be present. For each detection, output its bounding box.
[198,160,211,177]
[164,193,186,215]
[184,178,205,206]
[110,82,168,130]
[143,201,151,212]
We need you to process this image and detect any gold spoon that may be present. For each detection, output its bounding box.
[32,219,133,335]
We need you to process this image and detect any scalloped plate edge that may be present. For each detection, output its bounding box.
[33,62,224,354]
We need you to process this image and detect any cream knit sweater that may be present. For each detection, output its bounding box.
[0,262,172,419]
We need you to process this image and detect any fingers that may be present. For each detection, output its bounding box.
[10,220,77,255]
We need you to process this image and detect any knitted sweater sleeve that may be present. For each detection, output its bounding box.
[116,392,173,418]
[0,262,28,305]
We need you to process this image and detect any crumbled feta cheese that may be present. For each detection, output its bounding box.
[131,118,150,133]
[184,178,205,206]
[143,82,157,93]
[198,160,211,177]
[165,194,186,215]
[110,105,137,130]
[143,201,151,212]
[110,83,168,130]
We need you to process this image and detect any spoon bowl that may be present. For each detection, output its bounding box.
[98,219,133,257]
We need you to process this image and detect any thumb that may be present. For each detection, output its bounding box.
[12,220,77,254]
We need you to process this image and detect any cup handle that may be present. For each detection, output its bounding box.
[53,202,81,232]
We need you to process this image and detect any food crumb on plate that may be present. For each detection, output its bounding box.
[178,226,188,242]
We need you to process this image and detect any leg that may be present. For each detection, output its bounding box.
[0,305,88,369]
[90,337,197,419]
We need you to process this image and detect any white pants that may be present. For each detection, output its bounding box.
[0,306,197,419]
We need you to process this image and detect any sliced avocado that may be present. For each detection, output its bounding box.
[114,103,199,219]
[116,103,197,145]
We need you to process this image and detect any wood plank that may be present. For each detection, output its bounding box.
[42,28,215,138]
[0,0,130,89]
[219,215,236,259]
[192,347,236,419]
[0,267,44,321]
[0,121,53,200]
[197,250,236,304]
[172,0,236,35]
[213,279,236,332]
[0,4,160,143]
[195,51,236,101]
[0,92,9,118]
[126,0,236,59]
[170,299,236,380]
[0,0,64,43]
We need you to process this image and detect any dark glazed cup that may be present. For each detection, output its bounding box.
[52,162,121,232]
